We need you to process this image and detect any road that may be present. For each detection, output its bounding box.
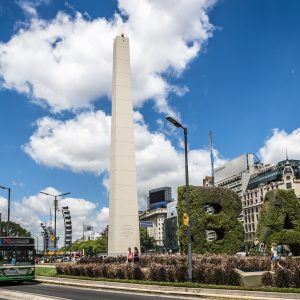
[0,281,197,300]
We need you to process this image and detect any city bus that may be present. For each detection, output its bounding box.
[0,237,35,283]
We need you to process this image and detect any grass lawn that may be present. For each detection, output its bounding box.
[35,266,57,277]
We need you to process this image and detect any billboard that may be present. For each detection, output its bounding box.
[214,154,254,184]
[150,190,165,204]
[149,187,172,209]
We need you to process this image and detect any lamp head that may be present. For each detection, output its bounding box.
[166,116,182,128]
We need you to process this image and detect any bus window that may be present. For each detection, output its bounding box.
[0,250,17,265]
[16,248,34,265]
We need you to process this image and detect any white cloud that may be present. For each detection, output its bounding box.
[23,110,226,207]
[259,128,300,164]
[10,187,108,247]
[17,0,50,18]
[0,0,215,113]
[23,111,110,174]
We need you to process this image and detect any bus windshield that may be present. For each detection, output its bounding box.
[0,246,35,266]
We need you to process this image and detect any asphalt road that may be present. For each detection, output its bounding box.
[0,281,192,300]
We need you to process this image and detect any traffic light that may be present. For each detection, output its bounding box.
[62,206,72,247]
[183,213,189,226]
[40,223,50,252]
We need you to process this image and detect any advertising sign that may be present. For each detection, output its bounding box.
[214,154,254,183]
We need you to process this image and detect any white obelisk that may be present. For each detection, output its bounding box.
[108,33,140,256]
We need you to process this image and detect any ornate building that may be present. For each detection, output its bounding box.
[242,159,300,240]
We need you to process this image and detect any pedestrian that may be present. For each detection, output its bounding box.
[270,243,279,269]
[276,244,283,257]
[133,247,140,263]
[260,242,266,256]
[283,244,291,257]
[126,247,133,264]
[254,238,259,255]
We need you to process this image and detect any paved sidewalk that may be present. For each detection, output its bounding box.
[36,276,300,300]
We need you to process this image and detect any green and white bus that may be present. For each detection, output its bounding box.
[0,237,35,282]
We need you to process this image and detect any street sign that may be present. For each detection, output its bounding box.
[139,221,154,228]
[183,213,189,226]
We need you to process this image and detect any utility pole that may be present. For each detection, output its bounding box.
[209,130,215,187]
[0,185,11,222]
[40,191,71,249]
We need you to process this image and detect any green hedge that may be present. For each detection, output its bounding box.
[178,186,244,254]
[256,190,300,255]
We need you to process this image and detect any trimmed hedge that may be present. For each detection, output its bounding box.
[177,186,244,254]
[256,190,300,255]
[262,258,300,288]
[58,255,300,288]
[58,257,241,285]
[58,255,281,286]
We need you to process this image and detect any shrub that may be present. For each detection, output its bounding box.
[175,263,187,282]
[132,265,144,280]
[256,190,300,256]
[149,264,167,281]
[262,272,273,286]
[177,186,244,255]
[55,254,300,288]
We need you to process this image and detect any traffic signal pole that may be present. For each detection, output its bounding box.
[54,195,57,249]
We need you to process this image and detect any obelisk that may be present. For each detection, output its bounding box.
[108,33,140,256]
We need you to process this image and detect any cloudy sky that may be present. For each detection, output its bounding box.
[0,0,300,247]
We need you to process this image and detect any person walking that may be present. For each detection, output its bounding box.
[126,247,133,264]
[254,238,260,255]
[133,247,140,263]
[270,243,279,270]
[260,242,266,256]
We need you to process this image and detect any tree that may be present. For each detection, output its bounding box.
[140,227,156,253]
[0,221,31,237]
[177,186,244,254]
[256,189,300,255]
[60,234,108,254]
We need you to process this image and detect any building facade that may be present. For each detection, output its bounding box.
[164,200,179,251]
[139,208,167,247]
[242,159,300,240]
[215,153,256,196]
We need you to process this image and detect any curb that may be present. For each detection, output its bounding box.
[36,276,300,300]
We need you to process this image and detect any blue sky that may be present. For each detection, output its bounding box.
[0,0,300,239]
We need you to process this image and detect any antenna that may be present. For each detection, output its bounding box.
[286,148,289,160]
[209,130,215,187]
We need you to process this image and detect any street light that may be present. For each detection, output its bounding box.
[35,234,40,255]
[166,116,193,281]
[40,191,71,249]
[0,185,11,225]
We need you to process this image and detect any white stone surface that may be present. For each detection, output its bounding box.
[108,34,140,256]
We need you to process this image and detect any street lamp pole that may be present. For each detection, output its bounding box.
[166,116,193,281]
[40,191,71,249]
[35,234,39,254]
[0,185,11,235]
[54,195,58,249]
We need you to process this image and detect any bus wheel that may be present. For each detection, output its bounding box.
[16,280,24,284]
